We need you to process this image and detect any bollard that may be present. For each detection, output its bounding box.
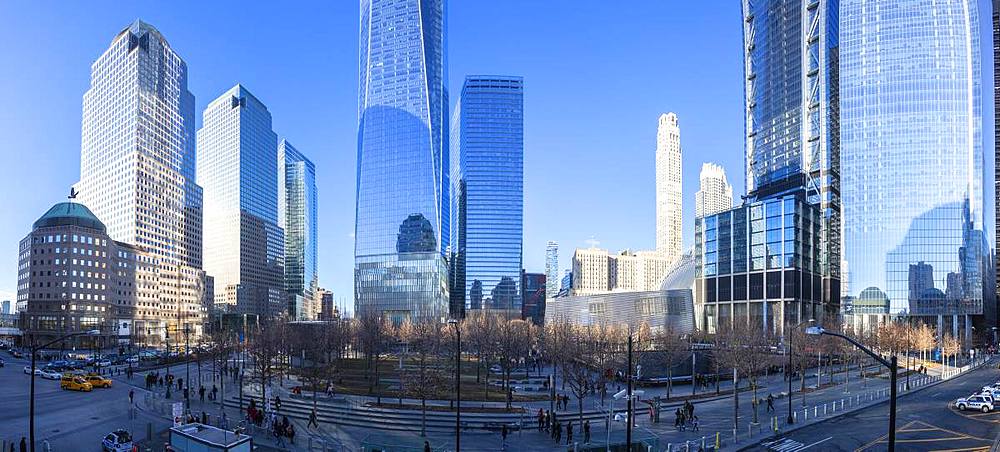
[814,406,818,417]
[666,444,673,452]
[793,411,797,423]
[716,432,721,450]
[804,408,808,421]
[702,436,707,450]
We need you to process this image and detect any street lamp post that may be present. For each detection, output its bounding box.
[626,333,633,450]
[29,329,101,452]
[807,326,897,451]
[185,324,191,410]
[447,319,461,452]
[787,319,814,424]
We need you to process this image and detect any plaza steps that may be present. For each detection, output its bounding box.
[223,393,623,433]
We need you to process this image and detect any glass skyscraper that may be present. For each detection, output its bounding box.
[75,20,208,337]
[356,0,449,322]
[197,85,285,317]
[450,76,524,315]
[841,0,988,325]
[279,140,319,320]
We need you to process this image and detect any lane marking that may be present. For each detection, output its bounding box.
[798,436,833,450]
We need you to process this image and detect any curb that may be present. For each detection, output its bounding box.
[734,358,993,451]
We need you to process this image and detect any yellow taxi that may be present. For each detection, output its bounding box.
[85,374,112,388]
[60,374,93,392]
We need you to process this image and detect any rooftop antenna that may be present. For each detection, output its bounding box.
[585,236,600,248]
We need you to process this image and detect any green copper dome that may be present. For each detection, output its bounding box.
[33,202,106,232]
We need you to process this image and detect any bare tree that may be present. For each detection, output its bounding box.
[652,324,689,400]
[247,320,286,395]
[914,324,936,363]
[400,319,448,436]
[942,333,961,369]
[495,317,533,409]
[559,324,601,424]
[356,312,394,404]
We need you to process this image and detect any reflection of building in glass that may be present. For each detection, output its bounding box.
[694,0,840,335]
[355,0,449,321]
[521,271,546,325]
[841,0,989,334]
[557,271,573,298]
[450,76,524,316]
[843,287,891,333]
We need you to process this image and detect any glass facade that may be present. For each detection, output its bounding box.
[545,241,559,299]
[197,85,285,317]
[695,193,821,334]
[841,0,987,317]
[356,0,449,321]
[450,76,524,314]
[279,140,318,320]
[737,0,840,318]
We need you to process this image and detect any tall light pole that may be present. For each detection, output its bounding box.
[626,333,633,450]
[185,324,191,410]
[447,318,461,451]
[787,319,814,424]
[30,329,101,452]
[807,326,897,450]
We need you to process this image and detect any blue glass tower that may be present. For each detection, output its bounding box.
[280,140,318,320]
[356,0,449,321]
[450,76,524,316]
[841,0,988,326]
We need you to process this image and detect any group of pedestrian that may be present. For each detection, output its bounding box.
[144,371,173,390]
[674,400,699,432]
[555,394,570,410]
[272,415,296,447]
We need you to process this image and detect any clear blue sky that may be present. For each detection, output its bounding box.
[0,1,992,310]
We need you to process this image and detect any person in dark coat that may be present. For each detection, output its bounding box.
[19,437,26,452]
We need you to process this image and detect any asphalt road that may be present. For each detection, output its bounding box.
[0,353,170,451]
[743,363,1000,451]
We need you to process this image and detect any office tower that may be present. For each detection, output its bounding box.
[545,241,559,299]
[694,0,839,334]
[655,113,682,264]
[695,163,733,219]
[19,199,163,347]
[74,20,207,337]
[1,300,8,315]
[355,0,449,322]
[558,270,573,297]
[197,85,285,318]
[317,288,336,320]
[279,140,318,320]
[450,76,524,314]
[842,0,987,332]
[521,271,546,325]
[994,0,1000,327]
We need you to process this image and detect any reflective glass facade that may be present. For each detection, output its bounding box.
[450,76,524,314]
[841,0,987,317]
[197,85,285,318]
[695,193,822,334]
[742,0,840,305]
[356,0,449,321]
[279,140,318,320]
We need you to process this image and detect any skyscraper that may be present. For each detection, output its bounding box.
[742,0,840,306]
[450,76,524,315]
[842,0,988,331]
[545,241,559,299]
[993,0,1000,327]
[197,85,285,318]
[695,163,733,219]
[655,113,682,264]
[75,20,207,337]
[279,140,318,320]
[356,0,449,322]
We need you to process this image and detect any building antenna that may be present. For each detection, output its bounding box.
[585,236,600,248]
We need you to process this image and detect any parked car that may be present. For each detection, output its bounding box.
[102,430,133,452]
[96,360,112,368]
[23,366,41,376]
[9,350,24,359]
[124,356,139,364]
[957,395,994,412]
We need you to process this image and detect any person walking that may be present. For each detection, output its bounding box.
[19,437,26,452]
[309,408,319,429]
[287,424,296,445]
[554,421,562,444]
[129,389,134,405]
[566,421,573,445]
[584,420,591,444]
[766,394,775,413]
[423,441,431,452]
[537,409,544,429]
[274,395,282,413]
[199,386,205,402]
[501,424,508,449]
[692,415,700,432]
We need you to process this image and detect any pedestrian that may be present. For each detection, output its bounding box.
[688,400,695,418]
[201,411,208,424]
[287,424,295,444]
[212,385,218,401]
[20,436,26,452]
[178,377,183,391]
[679,411,687,431]
[766,394,774,413]
[566,421,573,445]
[275,395,282,412]
[544,410,550,432]
[309,408,319,428]
[199,386,205,402]
[501,424,508,449]
[584,420,591,444]
[692,415,699,432]
[423,440,431,452]
[129,389,134,405]
[555,421,562,443]
[674,408,682,428]
[274,421,286,448]
[537,408,544,429]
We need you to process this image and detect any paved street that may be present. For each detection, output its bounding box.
[743,361,1000,451]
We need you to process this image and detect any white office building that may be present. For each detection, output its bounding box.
[695,163,733,219]
[656,113,683,265]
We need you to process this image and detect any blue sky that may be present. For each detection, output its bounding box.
[0,1,992,311]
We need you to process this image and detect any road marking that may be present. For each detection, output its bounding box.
[798,436,833,450]
[930,448,990,452]
[762,438,804,451]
